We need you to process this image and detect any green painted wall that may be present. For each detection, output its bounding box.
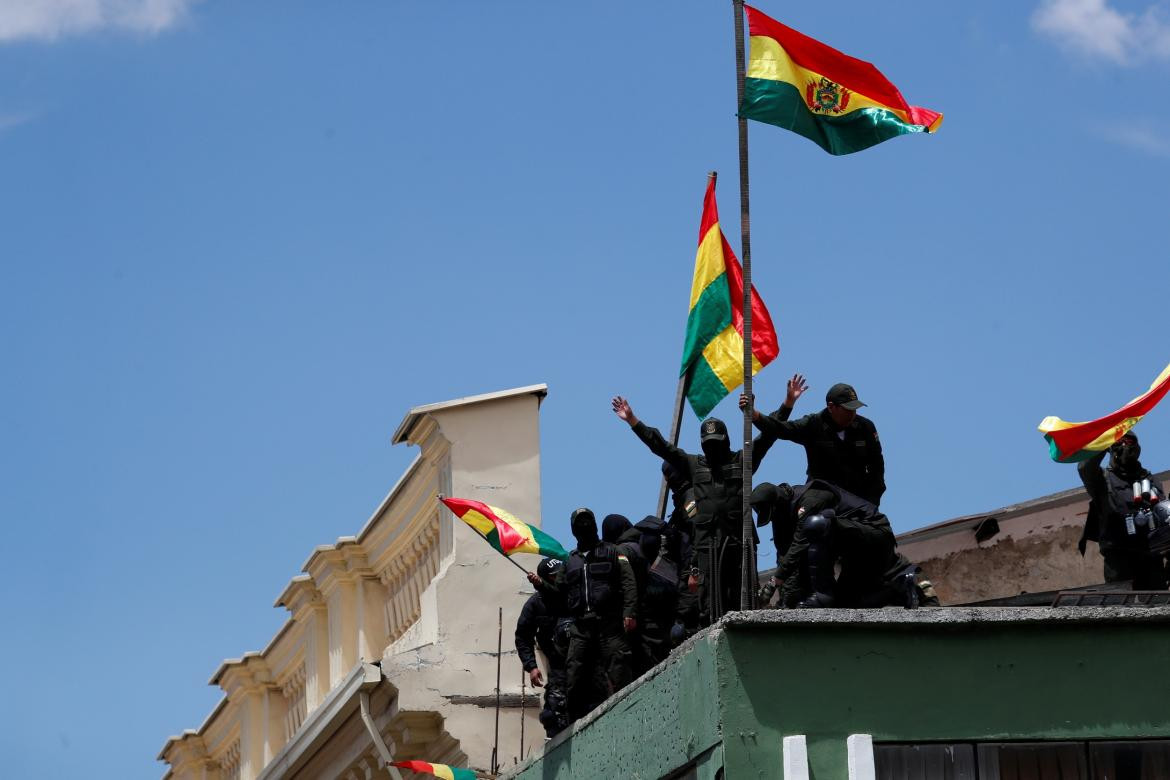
[508,610,1170,780]
[717,617,1170,779]
[511,633,724,780]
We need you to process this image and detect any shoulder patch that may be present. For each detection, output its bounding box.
[617,554,628,562]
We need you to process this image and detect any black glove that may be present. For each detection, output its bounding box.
[669,621,688,646]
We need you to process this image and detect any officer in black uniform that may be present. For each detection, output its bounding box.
[515,558,570,738]
[751,479,938,608]
[602,514,653,674]
[632,514,680,665]
[1077,432,1169,589]
[660,461,701,638]
[563,508,638,721]
[612,377,800,626]
[742,380,885,506]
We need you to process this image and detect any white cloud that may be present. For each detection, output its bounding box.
[1097,122,1170,157]
[0,0,199,43]
[0,109,36,131]
[1033,0,1170,64]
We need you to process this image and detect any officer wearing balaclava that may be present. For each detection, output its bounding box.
[1078,432,1169,588]
[515,557,570,738]
[611,387,795,627]
[562,508,637,721]
[750,480,940,609]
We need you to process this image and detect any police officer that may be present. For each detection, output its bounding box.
[563,508,638,721]
[601,514,653,674]
[632,515,679,665]
[1077,432,1169,589]
[742,379,885,506]
[612,379,798,626]
[751,479,938,608]
[515,558,570,738]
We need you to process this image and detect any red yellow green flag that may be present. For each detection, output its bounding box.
[741,5,942,155]
[391,761,477,780]
[680,177,779,418]
[1038,361,1170,463]
[440,497,569,561]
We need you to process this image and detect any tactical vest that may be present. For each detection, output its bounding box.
[1101,469,1162,546]
[564,542,623,618]
[686,454,743,537]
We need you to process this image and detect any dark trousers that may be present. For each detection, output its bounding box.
[1103,547,1169,589]
[538,667,568,738]
[565,616,632,721]
[693,534,742,627]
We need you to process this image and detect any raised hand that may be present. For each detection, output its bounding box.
[785,374,808,407]
[612,396,637,425]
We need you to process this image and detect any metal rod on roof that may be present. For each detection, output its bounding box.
[492,606,502,774]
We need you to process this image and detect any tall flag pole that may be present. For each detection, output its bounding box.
[733,0,756,611]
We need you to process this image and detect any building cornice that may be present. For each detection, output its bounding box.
[390,383,547,445]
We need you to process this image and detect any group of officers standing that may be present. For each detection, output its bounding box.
[514,374,1170,739]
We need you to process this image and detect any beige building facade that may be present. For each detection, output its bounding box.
[898,469,1170,604]
[159,385,551,780]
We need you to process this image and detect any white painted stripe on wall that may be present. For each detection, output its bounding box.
[847,733,876,780]
[782,734,809,780]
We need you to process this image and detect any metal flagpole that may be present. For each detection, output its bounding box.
[733,0,757,611]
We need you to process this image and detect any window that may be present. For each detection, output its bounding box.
[875,740,1170,780]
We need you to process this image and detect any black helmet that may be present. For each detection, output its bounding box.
[1153,499,1170,529]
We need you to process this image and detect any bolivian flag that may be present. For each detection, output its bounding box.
[741,5,942,155]
[391,761,477,780]
[680,177,779,418]
[440,497,569,561]
[1039,362,1170,463]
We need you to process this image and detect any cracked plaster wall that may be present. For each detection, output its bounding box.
[381,393,545,773]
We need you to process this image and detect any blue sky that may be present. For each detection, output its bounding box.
[2,1,1169,776]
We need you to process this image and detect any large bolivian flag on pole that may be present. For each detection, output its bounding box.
[741,5,942,155]
[1038,361,1170,463]
[680,177,779,418]
[440,497,569,561]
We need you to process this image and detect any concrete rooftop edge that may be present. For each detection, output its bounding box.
[719,605,1170,627]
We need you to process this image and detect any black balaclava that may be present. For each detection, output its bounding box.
[750,482,794,528]
[570,508,599,551]
[635,515,664,561]
[602,513,632,543]
[750,482,779,527]
[700,417,732,464]
[1110,433,1143,478]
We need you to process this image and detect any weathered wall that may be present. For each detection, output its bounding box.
[381,392,545,773]
[899,493,1099,604]
[510,633,725,780]
[716,609,1170,779]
